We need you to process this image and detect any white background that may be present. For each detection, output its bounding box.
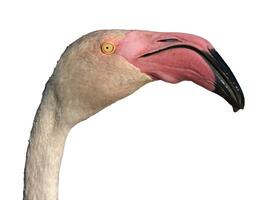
[0,0,270,199]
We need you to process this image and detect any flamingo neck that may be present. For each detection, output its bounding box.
[23,87,70,200]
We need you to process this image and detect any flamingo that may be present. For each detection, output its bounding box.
[23,30,244,200]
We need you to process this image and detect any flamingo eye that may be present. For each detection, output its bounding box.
[101,42,115,54]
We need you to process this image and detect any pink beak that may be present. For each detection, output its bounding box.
[117,30,244,112]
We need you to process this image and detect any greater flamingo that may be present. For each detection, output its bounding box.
[23,30,244,200]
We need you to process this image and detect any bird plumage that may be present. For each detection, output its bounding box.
[23,29,244,200]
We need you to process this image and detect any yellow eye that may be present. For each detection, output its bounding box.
[101,42,115,54]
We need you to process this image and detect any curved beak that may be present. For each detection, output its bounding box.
[203,48,244,112]
[117,30,245,112]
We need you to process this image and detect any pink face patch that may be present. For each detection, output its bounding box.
[117,31,215,91]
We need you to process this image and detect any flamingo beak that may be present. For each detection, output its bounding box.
[117,31,245,112]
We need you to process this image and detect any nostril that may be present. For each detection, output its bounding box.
[157,38,179,43]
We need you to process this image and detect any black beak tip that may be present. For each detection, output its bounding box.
[208,49,245,113]
[233,96,245,112]
[233,103,244,112]
[231,88,245,112]
[238,97,245,110]
[213,85,245,113]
